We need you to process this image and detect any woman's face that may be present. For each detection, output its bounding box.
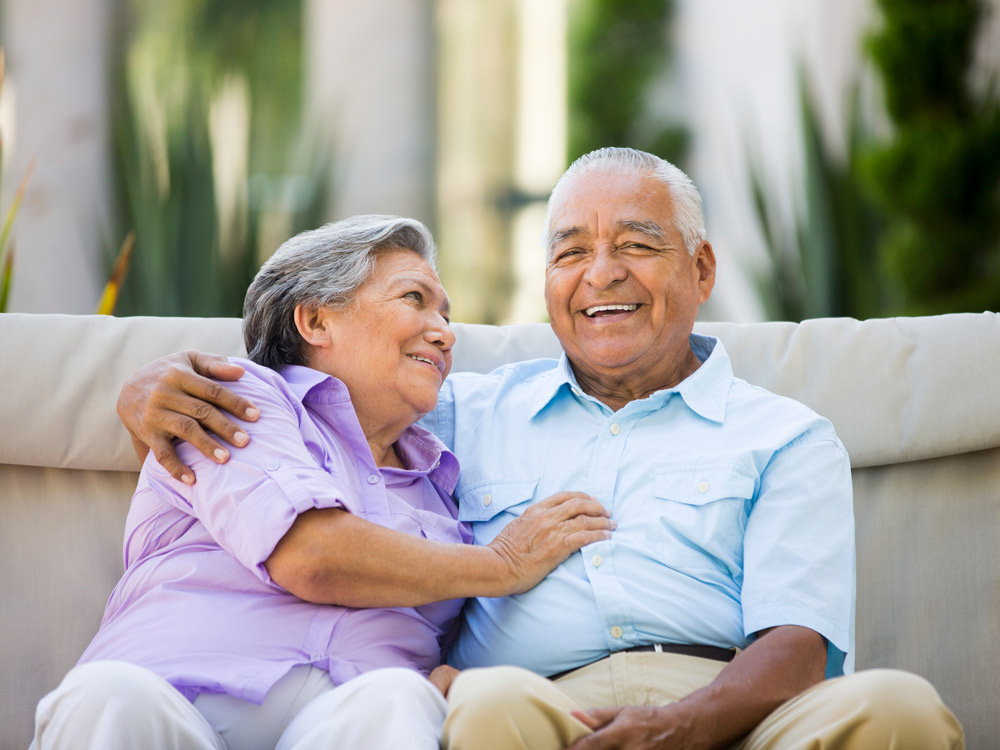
[308,248,454,426]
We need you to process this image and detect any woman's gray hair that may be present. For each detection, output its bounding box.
[243,214,437,370]
[543,147,706,256]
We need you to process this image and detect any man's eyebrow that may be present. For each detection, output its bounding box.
[616,220,667,241]
[546,226,586,248]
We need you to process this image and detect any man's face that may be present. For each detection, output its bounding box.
[544,170,716,392]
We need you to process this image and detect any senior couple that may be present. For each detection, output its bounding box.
[33,148,963,749]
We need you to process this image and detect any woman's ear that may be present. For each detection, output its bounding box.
[293,304,335,349]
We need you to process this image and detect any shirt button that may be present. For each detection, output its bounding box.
[267,460,281,471]
[698,481,710,493]
[591,554,603,568]
[367,474,380,485]
[610,625,624,639]
[609,423,621,436]
[483,493,493,507]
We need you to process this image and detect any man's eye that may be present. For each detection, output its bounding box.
[404,291,424,303]
[555,249,582,261]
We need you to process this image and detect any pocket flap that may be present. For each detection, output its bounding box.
[653,465,755,505]
[457,478,538,522]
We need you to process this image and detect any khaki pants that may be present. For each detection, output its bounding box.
[443,652,965,750]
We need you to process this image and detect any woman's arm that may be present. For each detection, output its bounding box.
[266,491,614,607]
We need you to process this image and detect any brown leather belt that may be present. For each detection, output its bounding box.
[547,643,737,681]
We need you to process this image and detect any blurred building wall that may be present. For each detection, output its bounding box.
[304,0,436,226]
[0,0,112,313]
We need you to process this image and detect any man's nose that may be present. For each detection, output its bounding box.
[583,249,627,288]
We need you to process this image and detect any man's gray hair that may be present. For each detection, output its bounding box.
[243,215,437,370]
[543,147,706,256]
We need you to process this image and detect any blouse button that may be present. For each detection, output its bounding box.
[367,474,380,485]
[483,493,493,507]
[698,481,710,493]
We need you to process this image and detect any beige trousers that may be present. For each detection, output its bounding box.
[442,652,965,750]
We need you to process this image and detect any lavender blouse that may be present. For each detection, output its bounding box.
[80,360,470,703]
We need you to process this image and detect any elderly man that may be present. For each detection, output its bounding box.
[118,148,963,749]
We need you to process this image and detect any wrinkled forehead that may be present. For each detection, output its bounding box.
[545,171,676,251]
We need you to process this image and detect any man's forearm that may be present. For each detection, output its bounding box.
[670,625,828,748]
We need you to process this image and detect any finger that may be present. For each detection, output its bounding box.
[564,513,616,533]
[163,411,236,465]
[177,394,251,452]
[148,435,196,485]
[181,368,260,423]
[553,496,611,520]
[564,528,613,551]
[188,351,243,381]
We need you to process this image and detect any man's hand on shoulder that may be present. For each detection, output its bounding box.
[117,350,259,484]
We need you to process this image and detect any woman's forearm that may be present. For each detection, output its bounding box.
[266,508,509,606]
[265,492,613,607]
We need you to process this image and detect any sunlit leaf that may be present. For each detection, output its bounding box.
[96,230,136,315]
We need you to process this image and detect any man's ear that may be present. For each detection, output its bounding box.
[293,304,335,350]
[694,241,717,305]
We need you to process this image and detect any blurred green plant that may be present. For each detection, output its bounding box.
[861,0,1000,315]
[749,76,888,321]
[0,49,36,313]
[567,0,688,166]
[108,0,331,317]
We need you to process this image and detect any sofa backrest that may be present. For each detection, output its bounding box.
[3,312,999,472]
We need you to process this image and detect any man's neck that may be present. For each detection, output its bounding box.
[570,346,704,412]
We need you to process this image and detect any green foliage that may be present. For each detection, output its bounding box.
[567,0,688,165]
[750,76,888,321]
[862,0,1000,314]
[108,0,330,317]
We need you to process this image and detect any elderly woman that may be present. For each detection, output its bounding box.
[32,216,612,750]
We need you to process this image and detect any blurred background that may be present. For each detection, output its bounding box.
[0,0,998,323]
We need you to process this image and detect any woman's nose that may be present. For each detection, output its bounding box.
[425,315,455,349]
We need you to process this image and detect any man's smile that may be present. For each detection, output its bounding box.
[583,303,640,318]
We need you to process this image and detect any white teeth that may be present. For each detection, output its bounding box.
[408,355,436,367]
[585,303,638,317]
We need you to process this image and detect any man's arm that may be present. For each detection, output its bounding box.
[117,351,259,484]
[568,625,827,750]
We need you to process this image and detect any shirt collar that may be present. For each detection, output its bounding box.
[279,364,353,403]
[279,364,459,492]
[527,334,732,423]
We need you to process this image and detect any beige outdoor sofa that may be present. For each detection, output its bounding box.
[2,311,998,749]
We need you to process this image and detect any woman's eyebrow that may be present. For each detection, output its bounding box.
[396,276,451,316]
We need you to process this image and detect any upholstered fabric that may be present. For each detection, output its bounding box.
[2,312,998,749]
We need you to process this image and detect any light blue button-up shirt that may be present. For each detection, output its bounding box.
[422,335,855,679]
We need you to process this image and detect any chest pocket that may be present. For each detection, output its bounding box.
[456,479,538,544]
[648,464,756,574]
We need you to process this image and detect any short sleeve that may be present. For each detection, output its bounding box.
[142,370,354,585]
[740,429,855,674]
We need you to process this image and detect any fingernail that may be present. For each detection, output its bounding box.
[245,407,260,420]
[609,521,617,530]
[181,473,194,485]
[214,448,229,462]
[234,431,249,446]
